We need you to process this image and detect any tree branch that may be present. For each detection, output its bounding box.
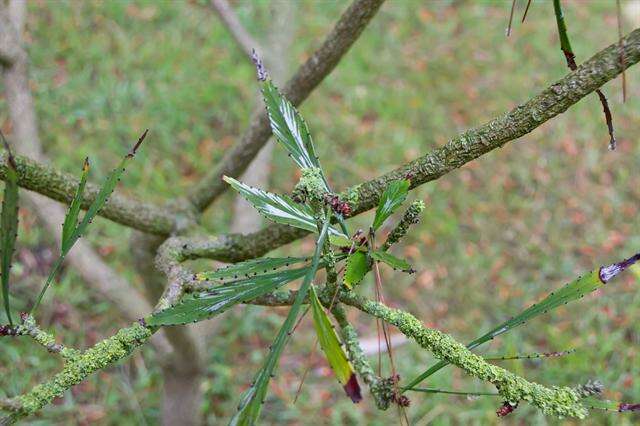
[338,291,588,418]
[0,154,177,235]
[178,26,640,263]
[210,0,261,59]
[188,0,386,211]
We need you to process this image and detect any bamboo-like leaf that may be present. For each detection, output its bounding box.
[584,397,640,412]
[1,135,19,326]
[223,176,345,237]
[372,179,409,231]
[309,285,361,402]
[261,80,326,183]
[196,256,309,282]
[484,349,575,361]
[370,250,413,272]
[230,220,330,426]
[406,387,499,397]
[147,267,309,326]
[61,158,89,251]
[31,130,148,313]
[405,253,640,390]
[343,251,369,289]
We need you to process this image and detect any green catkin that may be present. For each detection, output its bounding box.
[382,200,425,251]
[342,293,588,419]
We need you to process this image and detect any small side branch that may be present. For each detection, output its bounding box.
[14,314,79,361]
[210,0,261,59]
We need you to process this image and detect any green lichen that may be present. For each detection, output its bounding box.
[11,323,152,421]
[340,183,361,207]
[346,293,588,419]
[293,167,327,204]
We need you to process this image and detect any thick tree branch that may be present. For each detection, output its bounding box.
[178,26,640,263]
[210,0,261,58]
[188,0,386,211]
[0,154,177,235]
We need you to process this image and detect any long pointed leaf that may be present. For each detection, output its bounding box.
[343,251,369,289]
[147,267,309,326]
[61,158,89,251]
[309,285,361,402]
[230,220,330,426]
[223,176,345,237]
[372,179,409,231]
[31,130,148,313]
[261,80,327,187]
[405,253,640,390]
[370,250,413,272]
[196,256,310,282]
[1,136,19,326]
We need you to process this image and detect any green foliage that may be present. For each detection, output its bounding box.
[343,251,369,289]
[261,80,328,191]
[223,176,345,237]
[309,285,360,401]
[231,220,330,426]
[371,179,409,231]
[1,136,19,326]
[196,256,309,282]
[370,250,412,272]
[61,158,89,252]
[147,267,310,326]
[32,131,148,313]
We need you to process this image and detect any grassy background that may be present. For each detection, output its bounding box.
[1,0,640,424]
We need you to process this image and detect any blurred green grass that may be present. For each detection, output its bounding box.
[1,0,640,424]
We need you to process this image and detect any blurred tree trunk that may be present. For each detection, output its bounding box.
[231,2,296,233]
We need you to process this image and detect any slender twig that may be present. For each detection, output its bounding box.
[210,0,261,59]
[553,0,616,150]
[521,0,533,23]
[507,0,516,37]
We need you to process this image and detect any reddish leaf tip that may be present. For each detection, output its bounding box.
[343,374,362,403]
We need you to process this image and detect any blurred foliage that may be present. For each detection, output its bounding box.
[1,0,639,424]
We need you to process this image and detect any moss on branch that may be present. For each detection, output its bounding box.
[339,291,588,418]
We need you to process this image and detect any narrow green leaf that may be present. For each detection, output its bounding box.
[1,135,19,326]
[223,176,345,237]
[261,80,326,186]
[196,256,309,282]
[484,349,575,361]
[230,220,330,426]
[31,130,148,314]
[406,268,606,390]
[309,285,361,402]
[583,397,640,412]
[343,251,369,289]
[405,252,640,390]
[406,387,499,397]
[372,179,410,231]
[370,250,413,272]
[61,158,89,252]
[147,267,309,326]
